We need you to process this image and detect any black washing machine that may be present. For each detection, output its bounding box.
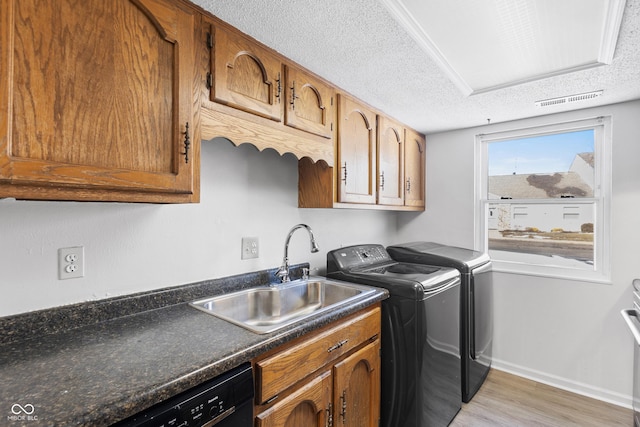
[327,244,461,427]
[387,241,493,403]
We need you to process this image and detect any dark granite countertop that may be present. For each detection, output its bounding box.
[0,265,387,426]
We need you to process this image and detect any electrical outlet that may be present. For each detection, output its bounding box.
[241,237,259,260]
[58,246,84,280]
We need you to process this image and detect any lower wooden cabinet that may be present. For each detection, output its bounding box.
[255,370,332,427]
[254,306,381,427]
[333,341,381,426]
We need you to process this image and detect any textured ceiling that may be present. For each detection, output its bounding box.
[191,0,640,134]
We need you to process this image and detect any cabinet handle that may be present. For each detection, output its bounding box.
[290,81,298,109]
[182,122,191,164]
[275,72,281,103]
[327,339,348,353]
[380,171,385,190]
[341,162,348,184]
[406,176,411,193]
[339,390,347,423]
[326,403,333,427]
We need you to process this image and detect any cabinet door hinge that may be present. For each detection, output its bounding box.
[206,32,213,49]
[326,402,333,427]
[181,122,191,164]
[206,72,213,90]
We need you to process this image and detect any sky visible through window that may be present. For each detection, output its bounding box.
[488,129,594,176]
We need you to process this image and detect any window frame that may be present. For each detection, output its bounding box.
[474,116,611,283]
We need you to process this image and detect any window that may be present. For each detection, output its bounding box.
[475,117,611,282]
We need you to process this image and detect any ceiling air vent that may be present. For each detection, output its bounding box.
[535,90,603,108]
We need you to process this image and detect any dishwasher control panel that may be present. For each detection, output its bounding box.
[114,363,253,427]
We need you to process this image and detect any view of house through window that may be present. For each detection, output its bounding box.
[483,127,601,271]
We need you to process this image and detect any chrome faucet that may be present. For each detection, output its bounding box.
[275,224,319,283]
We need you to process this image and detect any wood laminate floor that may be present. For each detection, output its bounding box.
[450,369,633,426]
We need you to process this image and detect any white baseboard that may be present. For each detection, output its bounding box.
[491,357,633,409]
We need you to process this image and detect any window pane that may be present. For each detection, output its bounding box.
[488,201,594,268]
[478,117,609,281]
[488,130,594,199]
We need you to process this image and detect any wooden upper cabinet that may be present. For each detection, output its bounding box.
[404,128,426,208]
[285,67,333,139]
[0,0,198,202]
[210,24,283,122]
[377,116,405,206]
[337,94,376,204]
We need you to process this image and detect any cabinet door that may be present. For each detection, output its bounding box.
[256,370,332,427]
[211,24,283,122]
[256,307,381,404]
[377,116,404,206]
[333,340,381,427]
[0,0,196,201]
[337,94,376,204]
[285,66,333,139]
[404,129,426,208]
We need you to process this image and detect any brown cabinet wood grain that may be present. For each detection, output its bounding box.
[208,21,334,138]
[336,94,377,205]
[254,305,381,427]
[255,306,380,404]
[210,24,283,122]
[203,19,334,164]
[0,0,200,202]
[333,340,381,427]
[255,371,331,427]
[404,128,426,208]
[298,101,425,211]
[377,115,405,206]
[285,67,334,139]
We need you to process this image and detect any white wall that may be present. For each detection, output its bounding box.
[0,139,397,317]
[397,99,640,407]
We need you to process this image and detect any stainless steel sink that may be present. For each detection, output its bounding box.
[189,277,377,334]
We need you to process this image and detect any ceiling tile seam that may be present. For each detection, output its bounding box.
[469,62,607,96]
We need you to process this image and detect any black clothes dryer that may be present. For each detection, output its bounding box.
[327,244,461,427]
[387,241,493,403]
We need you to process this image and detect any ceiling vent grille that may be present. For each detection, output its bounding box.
[535,90,603,108]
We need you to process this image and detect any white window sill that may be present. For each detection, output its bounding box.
[491,259,611,285]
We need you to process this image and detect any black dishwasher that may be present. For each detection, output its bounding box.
[113,363,253,427]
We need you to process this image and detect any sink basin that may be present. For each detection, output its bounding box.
[189,277,377,334]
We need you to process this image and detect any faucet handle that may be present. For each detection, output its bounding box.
[275,266,290,283]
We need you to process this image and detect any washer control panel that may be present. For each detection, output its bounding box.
[327,244,392,271]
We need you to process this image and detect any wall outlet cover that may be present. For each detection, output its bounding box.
[58,246,85,280]
[241,237,259,260]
